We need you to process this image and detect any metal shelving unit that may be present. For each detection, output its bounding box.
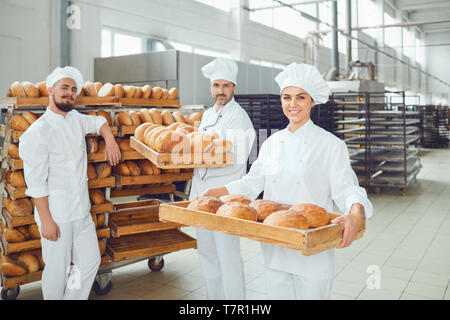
[419,105,449,148]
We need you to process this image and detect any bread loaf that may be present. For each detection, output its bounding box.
[98,83,115,97]
[161,110,175,126]
[148,127,170,149]
[175,124,196,135]
[83,81,98,97]
[288,204,329,228]
[98,240,106,256]
[17,253,40,273]
[219,194,251,205]
[187,197,223,214]
[143,124,163,146]
[216,202,258,221]
[4,198,33,217]
[249,200,283,222]
[134,123,154,142]
[188,132,213,153]
[87,163,97,180]
[151,87,163,99]
[97,213,105,228]
[36,81,49,97]
[209,138,233,154]
[139,109,153,123]
[168,88,178,100]
[87,111,97,116]
[94,82,103,92]
[22,81,40,98]
[187,112,203,127]
[139,160,154,175]
[17,226,30,240]
[22,111,38,125]
[134,87,143,99]
[154,131,185,153]
[10,81,26,97]
[129,111,142,126]
[97,139,106,154]
[114,84,125,98]
[89,189,105,205]
[7,143,20,159]
[167,122,184,131]
[124,86,136,98]
[116,163,131,176]
[86,137,98,154]
[78,87,85,96]
[171,111,186,123]
[117,111,133,126]
[6,171,26,188]
[95,163,112,179]
[11,115,30,131]
[142,85,152,99]
[150,162,161,175]
[149,109,162,124]
[118,138,133,152]
[125,161,141,176]
[3,228,28,243]
[7,87,13,97]
[1,262,27,277]
[263,210,309,230]
[97,110,112,126]
[28,224,41,240]
[161,88,169,100]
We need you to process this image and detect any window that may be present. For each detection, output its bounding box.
[383,13,401,50]
[194,48,231,59]
[403,28,415,60]
[101,29,112,58]
[195,0,232,12]
[416,38,425,68]
[114,33,144,56]
[358,0,380,39]
[250,59,285,69]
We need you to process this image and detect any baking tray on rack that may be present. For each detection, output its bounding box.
[345,135,420,146]
[350,149,419,162]
[370,165,421,185]
[351,157,420,173]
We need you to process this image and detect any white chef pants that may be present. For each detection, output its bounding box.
[264,267,333,300]
[196,228,246,300]
[37,214,101,300]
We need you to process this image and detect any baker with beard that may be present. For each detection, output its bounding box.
[190,58,255,299]
[19,66,121,300]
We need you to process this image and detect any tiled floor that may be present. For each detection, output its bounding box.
[12,148,450,300]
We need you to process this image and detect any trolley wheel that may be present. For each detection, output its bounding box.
[148,257,165,272]
[1,287,20,300]
[93,280,112,296]
[400,188,406,196]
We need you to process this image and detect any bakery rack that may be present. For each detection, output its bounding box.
[418,105,449,148]
[0,96,196,300]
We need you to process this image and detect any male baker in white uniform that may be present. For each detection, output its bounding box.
[189,58,255,299]
[19,66,121,300]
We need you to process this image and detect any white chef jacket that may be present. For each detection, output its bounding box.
[19,107,107,224]
[189,97,255,199]
[225,119,373,280]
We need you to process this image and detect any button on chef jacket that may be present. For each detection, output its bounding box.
[226,119,373,280]
[19,107,107,224]
[189,97,255,199]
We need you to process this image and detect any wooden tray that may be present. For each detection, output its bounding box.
[119,98,180,108]
[159,202,366,256]
[91,201,114,214]
[7,158,23,171]
[1,237,41,255]
[106,229,196,262]
[1,97,120,108]
[88,150,145,163]
[130,136,234,169]
[96,227,110,239]
[5,184,27,200]
[110,184,175,198]
[118,125,138,137]
[115,172,193,188]
[2,208,34,228]
[88,176,115,189]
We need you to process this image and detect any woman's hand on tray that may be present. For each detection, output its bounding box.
[331,203,365,248]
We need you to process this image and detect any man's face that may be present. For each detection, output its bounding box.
[48,78,78,112]
[211,79,236,106]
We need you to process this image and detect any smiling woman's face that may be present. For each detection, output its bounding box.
[281,86,315,129]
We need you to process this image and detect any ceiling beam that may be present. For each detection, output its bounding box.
[398,1,450,12]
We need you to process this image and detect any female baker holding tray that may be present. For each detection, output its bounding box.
[202,62,373,300]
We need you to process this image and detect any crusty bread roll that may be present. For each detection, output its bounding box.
[87,111,97,116]
[6,171,26,188]
[1,262,27,277]
[142,124,163,144]
[151,87,163,99]
[86,137,98,154]
[134,87,143,99]
[97,139,106,154]
[149,109,162,125]
[167,122,183,131]
[134,123,153,142]
[139,109,153,123]
[89,189,105,205]
[187,112,203,127]
[3,228,26,243]
[22,81,40,98]
[168,88,178,100]
[129,111,142,126]
[142,85,152,99]
[98,240,106,256]
[97,110,112,126]
[98,83,115,97]
[91,212,98,228]
[249,200,283,222]
[4,198,33,217]
[161,88,169,100]
[87,163,97,180]
[219,194,252,205]
[116,163,131,176]
[83,81,98,97]
[150,162,161,175]
[28,224,41,240]
[117,110,133,126]
[288,204,329,228]
[7,143,20,159]
[114,84,125,98]
[95,163,112,179]
[97,213,105,228]
[22,111,38,125]
[139,160,154,175]
[124,86,136,98]
[17,226,30,240]
[216,202,258,221]
[263,210,309,230]
[10,81,26,97]
[187,196,223,214]
[11,115,30,131]
[17,253,40,273]
[36,81,49,97]
[161,110,175,126]
[6,87,13,97]
[94,82,103,92]
[125,161,141,176]
[118,138,133,152]
[175,124,196,135]
[148,127,170,149]
[78,87,85,97]
[171,111,186,123]
[154,131,185,153]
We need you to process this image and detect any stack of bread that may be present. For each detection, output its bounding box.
[0,250,45,277]
[113,108,202,128]
[187,195,330,229]
[6,81,179,101]
[10,111,39,132]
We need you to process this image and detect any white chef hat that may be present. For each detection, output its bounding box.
[201,58,238,85]
[46,66,84,96]
[275,63,330,105]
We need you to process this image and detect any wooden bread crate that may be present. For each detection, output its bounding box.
[5,184,27,200]
[130,136,234,169]
[1,97,120,108]
[159,201,366,256]
[110,184,175,198]
[88,176,115,189]
[115,172,193,188]
[119,98,180,108]
[2,208,34,228]
[88,150,145,163]
[90,201,114,214]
